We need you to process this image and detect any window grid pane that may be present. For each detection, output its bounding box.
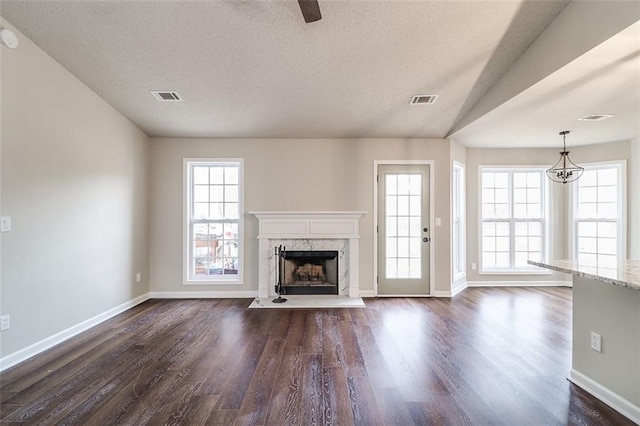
[189,162,241,280]
[481,169,545,271]
[575,165,621,266]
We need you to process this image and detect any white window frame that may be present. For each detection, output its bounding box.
[183,158,244,285]
[452,162,466,280]
[479,166,550,274]
[569,160,627,263]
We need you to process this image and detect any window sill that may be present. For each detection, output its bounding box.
[479,269,551,276]
[184,278,244,286]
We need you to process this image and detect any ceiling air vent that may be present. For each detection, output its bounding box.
[578,114,613,121]
[150,91,182,102]
[410,94,438,105]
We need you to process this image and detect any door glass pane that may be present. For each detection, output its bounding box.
[386,259,397,278]
[397,217,410,236]
[386,196,397,215]
[386,238,397,257]
[386,175,397,194]
[397,237,409,257]
[386,217,397,237]
[409,238,421,258]
[409,217,421,236]
[409,175,421,195]
[397,175,410,194]
[397,196,409,215]
[409,259,421,278]
[397,259,410,278]
[385,173,422,280]
[409,196,421,216]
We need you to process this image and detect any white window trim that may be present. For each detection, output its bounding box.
[183,158,244,285]
[568,160,627,261]
[478,165,551,275]
[452,162,466,281]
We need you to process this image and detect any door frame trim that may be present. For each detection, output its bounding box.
[373,160,435,297]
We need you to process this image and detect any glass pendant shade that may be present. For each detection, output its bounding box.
[546,131,583,184]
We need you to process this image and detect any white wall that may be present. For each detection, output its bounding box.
[0,19,150,359]
[149,137,453,296]
[450,140,467,292]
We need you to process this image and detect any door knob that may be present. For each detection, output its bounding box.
[423,227,428,232]
[423,237,430,243]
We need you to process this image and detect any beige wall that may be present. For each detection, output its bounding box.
[0,20,150,359]
[572,275,640,407]
[149,138,453,295]
[465,140,632,283]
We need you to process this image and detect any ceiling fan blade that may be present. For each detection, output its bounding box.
[298,0,322,23]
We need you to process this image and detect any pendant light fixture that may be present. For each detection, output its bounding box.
[546,130,583,184]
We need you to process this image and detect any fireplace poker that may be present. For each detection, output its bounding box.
[273,245,287,304]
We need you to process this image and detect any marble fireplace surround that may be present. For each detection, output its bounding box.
[251,212,366,298]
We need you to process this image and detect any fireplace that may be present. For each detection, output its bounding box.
[251,211,365,298]
[281,250,338,295]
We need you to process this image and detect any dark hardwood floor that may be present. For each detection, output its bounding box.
[0,287,634,425]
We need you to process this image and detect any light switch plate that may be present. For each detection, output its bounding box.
[0,216,11,232]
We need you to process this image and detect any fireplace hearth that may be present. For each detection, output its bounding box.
[281,250,338,295]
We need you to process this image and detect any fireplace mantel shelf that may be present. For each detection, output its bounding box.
[250,211,366,240]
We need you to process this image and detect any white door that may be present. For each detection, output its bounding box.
[377,164,430,295]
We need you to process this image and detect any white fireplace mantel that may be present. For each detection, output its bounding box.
[250,211,366,298]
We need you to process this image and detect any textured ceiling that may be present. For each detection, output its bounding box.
[0,0,569,139]
[450,19,640,148]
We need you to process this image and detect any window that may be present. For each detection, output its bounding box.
[573,162,625,268]
[480,168,547,273]
[452,163,465,278]
[184,159,243,284]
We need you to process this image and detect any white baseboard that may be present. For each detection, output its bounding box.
[569,369,640,424]
[432,284,468,297]
[358,290,375,297]
[0,293,151,372]
[149,290,258,299]
[451,281,468,297]
[466,280,572,287]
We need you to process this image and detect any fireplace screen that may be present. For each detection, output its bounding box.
[281,250,338,295]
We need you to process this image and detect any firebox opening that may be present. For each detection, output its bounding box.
[282,250,338,295]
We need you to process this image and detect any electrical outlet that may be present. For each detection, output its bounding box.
[590,332,602,352]
[136,273,141,283]
[471,263,477,270]
[0,216,11,232]
[0,315,9,331]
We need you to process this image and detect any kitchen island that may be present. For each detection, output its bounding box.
[529,259,640,423]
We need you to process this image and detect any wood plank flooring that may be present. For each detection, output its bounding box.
[0,288,634,425]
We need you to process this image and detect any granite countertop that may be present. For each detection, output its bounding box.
[528,259,640,291]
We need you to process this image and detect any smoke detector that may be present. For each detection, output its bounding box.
[410,95,438,105]
[0,29,18,49]
[150,91,182,102]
